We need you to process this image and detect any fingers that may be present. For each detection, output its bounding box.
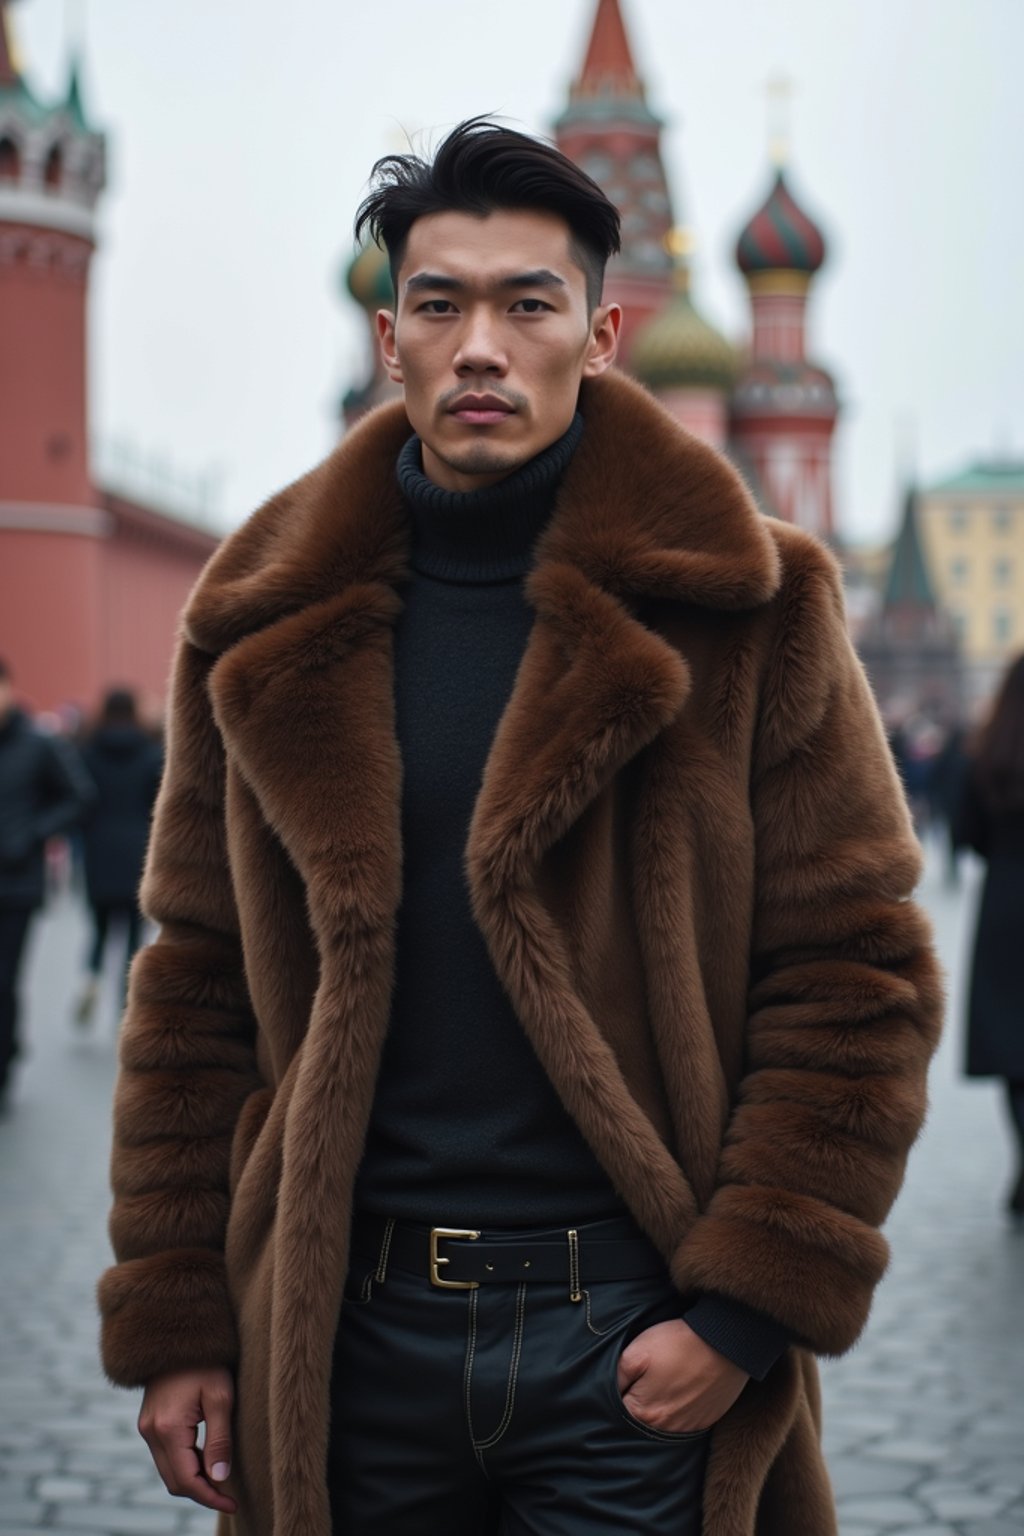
[617,1349,644,1395]
[200,1375,235,1490]
[137,1371,237,1515]
[140,1412,237,1513]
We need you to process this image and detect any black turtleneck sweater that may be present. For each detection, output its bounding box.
[353,415,620,1224]
[352,416,790,1379]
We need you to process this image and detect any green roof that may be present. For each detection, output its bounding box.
[65,58,91,134]
[884,488,938,610]
[0,57,99,138]
[0,74,49,126]
[925,461,1024,496]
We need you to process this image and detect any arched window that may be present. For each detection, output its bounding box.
[44,142,63,189]
[0,136,20,182]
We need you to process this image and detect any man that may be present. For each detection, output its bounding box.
[99,120,942,1535]
[0,658,92,1104]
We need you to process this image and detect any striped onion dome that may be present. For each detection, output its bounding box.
[736,167,826,276]
[631,263,737,392]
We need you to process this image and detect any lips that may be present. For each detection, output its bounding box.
[448,395,515,425]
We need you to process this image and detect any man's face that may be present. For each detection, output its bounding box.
[377,208,620,493]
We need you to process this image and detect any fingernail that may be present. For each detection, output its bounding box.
[211,1462,230,1481]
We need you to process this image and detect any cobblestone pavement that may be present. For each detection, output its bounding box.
[0,845,1021,1535]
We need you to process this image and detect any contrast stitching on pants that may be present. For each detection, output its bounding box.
[582,1287,610,1336]
[374,1218,395,1284]
[473,1282,527,1452]
[463,1286,484,1469]
[343,1262,375,1305]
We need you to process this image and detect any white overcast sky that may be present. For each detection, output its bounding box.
[14,0,1024,543]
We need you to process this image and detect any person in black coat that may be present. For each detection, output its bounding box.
[930,721,971,886]
[0,658,94,1100]
[75,687,163,1025]
[955,651,1024,1217]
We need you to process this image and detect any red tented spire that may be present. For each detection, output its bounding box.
[0,0,20,87]
[576,0,641,96]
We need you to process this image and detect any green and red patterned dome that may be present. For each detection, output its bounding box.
[736,167,826,277]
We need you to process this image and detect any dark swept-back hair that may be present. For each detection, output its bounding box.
[354,116,621,312]
[974,651,1024,812]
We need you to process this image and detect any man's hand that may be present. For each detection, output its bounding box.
[617,1319,748,1434]
[138,1367,237,1514]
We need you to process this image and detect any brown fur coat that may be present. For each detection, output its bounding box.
[99,370,942,1535]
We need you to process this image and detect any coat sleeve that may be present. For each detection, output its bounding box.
[97,638,263,1388]
[669,534,944,1357]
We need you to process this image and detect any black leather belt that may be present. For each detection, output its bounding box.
[350,1213,669,1293]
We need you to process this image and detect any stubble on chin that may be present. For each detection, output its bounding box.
[435,441,527,478]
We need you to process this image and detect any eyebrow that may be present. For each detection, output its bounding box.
[404,269,568,295]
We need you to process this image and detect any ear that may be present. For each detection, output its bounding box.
[377,310,403,384]
[582,302,622,379]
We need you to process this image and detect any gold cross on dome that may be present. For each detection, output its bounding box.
[766,75,794,168]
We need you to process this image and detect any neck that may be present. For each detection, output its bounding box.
[396,413,584,584]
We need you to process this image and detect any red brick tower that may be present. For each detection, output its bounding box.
[0,0,107,704]
[553,0,674,364]
[730,155,839,538]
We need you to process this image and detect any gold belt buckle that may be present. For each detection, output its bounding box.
[430,1227,481,1289]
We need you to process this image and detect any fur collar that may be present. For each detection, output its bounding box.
[185,369,780,654]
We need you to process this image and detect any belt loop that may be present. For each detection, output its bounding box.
[375,1218,396,1284]
[567,1228,582,1303]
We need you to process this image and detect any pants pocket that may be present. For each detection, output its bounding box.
[602,1287,716,1443]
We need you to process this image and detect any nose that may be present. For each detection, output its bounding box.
[452,308,508,377]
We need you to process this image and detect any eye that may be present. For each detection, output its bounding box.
[417,299,456,314]
[511,298,553,314]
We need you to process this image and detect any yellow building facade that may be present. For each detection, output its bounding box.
[917,462,1024,702]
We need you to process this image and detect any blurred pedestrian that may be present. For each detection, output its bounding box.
[955,651,1024,1217]
[0,658,93,1105]
[899,711,944,833]
[74,687,163,1026]
[930,718,970,886]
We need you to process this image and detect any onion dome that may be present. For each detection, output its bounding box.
[736,167,826,277]
[631,245,737,392]
[344,240,394,311]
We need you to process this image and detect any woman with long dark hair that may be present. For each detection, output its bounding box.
[956,652,1024,1216]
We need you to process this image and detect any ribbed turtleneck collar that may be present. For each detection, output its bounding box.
[396,412,583,584]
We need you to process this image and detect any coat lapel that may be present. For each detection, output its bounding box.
[465,562,704,1249]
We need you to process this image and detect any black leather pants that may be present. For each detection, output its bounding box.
[328,1221,709,1534]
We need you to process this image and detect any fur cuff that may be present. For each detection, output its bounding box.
[98,1248,238,1388]
[670,1186,890,1357]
